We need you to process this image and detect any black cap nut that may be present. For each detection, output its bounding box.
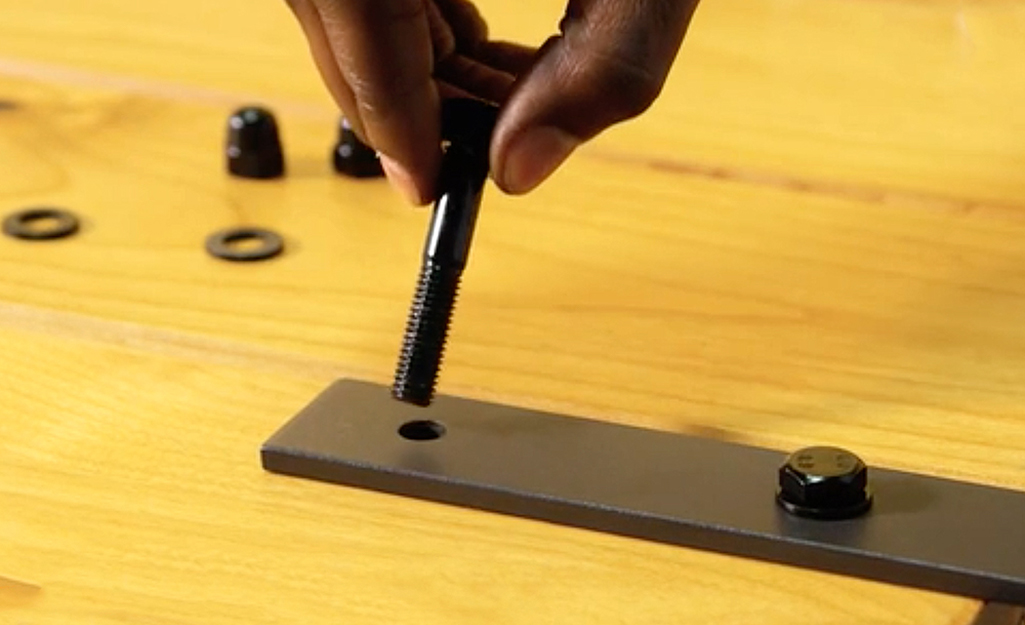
[777,446,873,520]
[333,118,383,178]
[226,106,285,179]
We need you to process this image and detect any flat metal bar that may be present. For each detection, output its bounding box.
[261,379,1025,603]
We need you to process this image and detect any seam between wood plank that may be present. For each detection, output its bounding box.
[0,55,336,121]
[0,300,363,381]
[4,56,1022,221]
[589,150,1025,217]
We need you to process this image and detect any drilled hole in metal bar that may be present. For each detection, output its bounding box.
[398,420,446,441]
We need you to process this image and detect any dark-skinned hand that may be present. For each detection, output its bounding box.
[285,0,701,204]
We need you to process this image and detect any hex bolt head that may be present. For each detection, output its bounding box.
[226,106,285,179]
[333,118,383,178]
[777,446,873,520]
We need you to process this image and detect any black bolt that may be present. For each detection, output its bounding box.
[226,106,285,179]
[391,98,498,407]
[777,446,873,520]
[333,118,384,178]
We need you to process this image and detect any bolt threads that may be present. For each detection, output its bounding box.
[392,261,461,406]
[390,98,498,408]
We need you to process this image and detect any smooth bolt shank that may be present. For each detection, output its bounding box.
[392,99,498,406]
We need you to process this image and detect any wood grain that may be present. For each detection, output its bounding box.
[0,322,980,625]
[1,0,1023,623]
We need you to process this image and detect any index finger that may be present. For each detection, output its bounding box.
[311,0,443,204]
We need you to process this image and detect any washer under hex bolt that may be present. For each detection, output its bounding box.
[777,446,873,520]
[391,98,498,407]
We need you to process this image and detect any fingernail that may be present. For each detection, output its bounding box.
[379,154,424,205]
[500,126,579,194]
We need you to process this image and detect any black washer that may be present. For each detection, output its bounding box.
[3,207,80,240]
[205,227,284,262]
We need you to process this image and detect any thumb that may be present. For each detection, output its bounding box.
[491,0,700,195]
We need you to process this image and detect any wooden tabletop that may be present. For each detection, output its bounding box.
[2,1,1023,623]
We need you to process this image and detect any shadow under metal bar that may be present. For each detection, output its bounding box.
[972,602,1025,625]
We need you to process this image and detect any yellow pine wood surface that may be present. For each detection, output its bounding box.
[0,0,1023,623]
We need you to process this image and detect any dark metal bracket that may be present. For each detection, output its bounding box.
[261,379,1025,605]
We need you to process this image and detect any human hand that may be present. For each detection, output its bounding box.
[285,0,700,204]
